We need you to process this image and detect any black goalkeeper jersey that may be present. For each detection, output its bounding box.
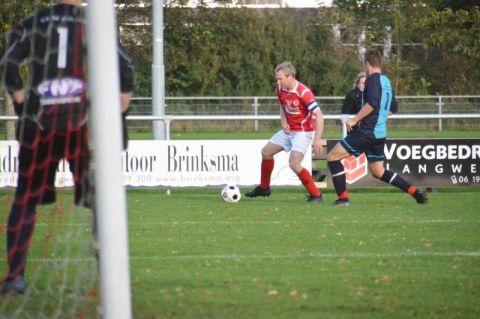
[3,4,133,131]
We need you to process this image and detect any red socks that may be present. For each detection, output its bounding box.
[260,158,274,189]
[297,168,320,197]
[260,160,320,197]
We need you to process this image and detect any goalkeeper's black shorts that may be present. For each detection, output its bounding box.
[14,120,90,206]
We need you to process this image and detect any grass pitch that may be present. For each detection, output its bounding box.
[1,187,479,318]
[128,188,480,319]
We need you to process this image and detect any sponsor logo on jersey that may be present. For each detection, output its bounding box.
[37,77,86,105]
[283,99,301,114]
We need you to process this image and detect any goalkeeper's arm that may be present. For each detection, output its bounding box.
[118,45,134,149]
[3,19,31,114]
[118,46,134,112]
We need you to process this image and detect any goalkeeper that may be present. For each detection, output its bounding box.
[0,0,134,295]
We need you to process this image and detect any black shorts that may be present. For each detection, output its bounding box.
[14,121,90,206]
[340,129,385,162]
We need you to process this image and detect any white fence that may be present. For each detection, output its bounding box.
[1,95,480,137]
[125,113,480,140]
[2,113,480,140]
[126,95,480,132]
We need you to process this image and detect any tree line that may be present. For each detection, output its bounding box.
[118,0,479,97]
[1,0,479,99]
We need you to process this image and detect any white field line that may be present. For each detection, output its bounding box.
[29,251,480,263]
[129,251,480,260]
[34,219,480,227]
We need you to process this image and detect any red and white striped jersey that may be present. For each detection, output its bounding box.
[276,81,320,132]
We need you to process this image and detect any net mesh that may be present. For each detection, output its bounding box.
[1,4,99,317]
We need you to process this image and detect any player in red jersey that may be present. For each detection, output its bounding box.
[245,62,324,202]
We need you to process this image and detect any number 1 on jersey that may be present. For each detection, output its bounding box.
[57,26,68,69]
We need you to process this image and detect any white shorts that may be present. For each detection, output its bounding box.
[270,130,314,155]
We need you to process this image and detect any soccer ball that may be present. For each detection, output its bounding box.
[221,185,241,203]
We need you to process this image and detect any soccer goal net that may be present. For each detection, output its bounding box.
[0,2,131,318]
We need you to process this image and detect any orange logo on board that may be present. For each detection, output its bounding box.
[341,153,368,184]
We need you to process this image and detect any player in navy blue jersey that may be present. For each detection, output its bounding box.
[0,0,134,295]
[326,49,428,206]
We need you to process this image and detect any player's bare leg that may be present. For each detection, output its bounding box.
[369,161,428,204]
[289,151,322,202]
[326,143,352,205]
[245,142,283,198]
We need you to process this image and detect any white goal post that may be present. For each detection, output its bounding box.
[85,1,132,318]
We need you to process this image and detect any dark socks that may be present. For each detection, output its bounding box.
[7,204,37,280]
[328,160,349,199]
[380,170,416,195]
